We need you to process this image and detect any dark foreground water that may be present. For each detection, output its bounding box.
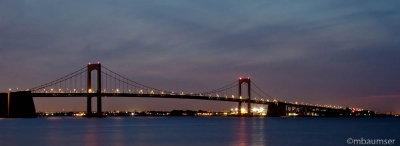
[0,117,399,146]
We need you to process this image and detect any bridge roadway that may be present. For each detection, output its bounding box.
[32,93,266,104]
[31,93,342,112]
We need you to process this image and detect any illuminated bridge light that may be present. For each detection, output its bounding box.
[241,108,247,113]
[232,95,235,98]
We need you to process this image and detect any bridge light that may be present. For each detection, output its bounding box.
[8,88,11,91]
[239,77,242,80]
[88,89,92,93]
[252,108,257,112]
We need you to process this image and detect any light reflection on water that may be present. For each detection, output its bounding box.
[232,118,249,146]
[0,117,399,146]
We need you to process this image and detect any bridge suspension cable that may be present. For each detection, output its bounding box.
[30,66,87,92]
[101,65,172,94]
[251,81,275,101]
[28,63,275,103]
[198,80,237,95]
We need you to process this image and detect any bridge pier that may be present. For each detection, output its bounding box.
[238,77,251,116]
[267,101,287,117]
[87,62,102,117]
[97,94,102,117]
[238,101,242,116]
[87,96,92,115]
[0,91,36,118]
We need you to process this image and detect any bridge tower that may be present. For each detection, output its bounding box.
[87,62,102,117]
[238,77,251,116]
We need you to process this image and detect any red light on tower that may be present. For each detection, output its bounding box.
[351,110,355,113]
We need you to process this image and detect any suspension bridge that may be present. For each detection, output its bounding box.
[0,62,374,118]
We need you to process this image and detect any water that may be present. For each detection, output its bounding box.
[0,117,399,146]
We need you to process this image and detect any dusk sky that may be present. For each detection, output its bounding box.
[1,1,399,113]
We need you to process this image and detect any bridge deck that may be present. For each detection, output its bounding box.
[31,93,342,110]
[31,93,273,104]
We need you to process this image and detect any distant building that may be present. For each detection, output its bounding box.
[386,112,397,116]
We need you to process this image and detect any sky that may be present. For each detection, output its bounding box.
[0,1,399,113]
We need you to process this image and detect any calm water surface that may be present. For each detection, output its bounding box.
[0,117,399,146]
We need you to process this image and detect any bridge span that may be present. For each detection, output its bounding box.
[0,62,375,118]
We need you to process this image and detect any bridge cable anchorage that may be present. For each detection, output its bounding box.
[30,66,87,92]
